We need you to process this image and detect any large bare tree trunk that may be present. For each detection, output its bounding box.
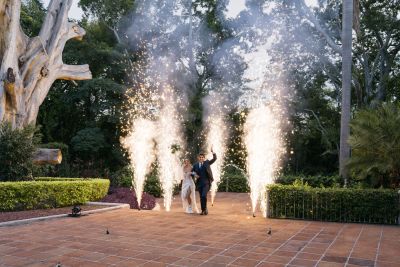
[0,0,91,129]
[339,0,353,185]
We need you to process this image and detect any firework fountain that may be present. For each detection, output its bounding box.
[203,94,229,205]
[244,104,284,216]
[122,0,193,211]
[241,46,286,216]
[122,118,156,207]
[122,0,288,213]
[155,86,184,211]
[226,2,288,215]
[123,81,185,211]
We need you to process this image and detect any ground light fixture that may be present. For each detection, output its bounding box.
[69,205,81,217]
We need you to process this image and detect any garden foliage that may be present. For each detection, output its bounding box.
[218,173,250,193]
[275,174,341,188]
[217,173,342,193]
[0,123,40,182]
[267,184,399,224]
[144,172,164,198]
[109,165,133,188]
[0,178,109,211]
[348,103,400,188]
[13,0,400,185]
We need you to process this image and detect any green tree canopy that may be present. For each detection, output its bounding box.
[0,123,40,181]
[348,102,400,187]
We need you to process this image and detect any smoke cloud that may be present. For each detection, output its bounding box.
[122,0,293,212]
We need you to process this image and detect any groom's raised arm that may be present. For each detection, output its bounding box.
[209,153,217,165]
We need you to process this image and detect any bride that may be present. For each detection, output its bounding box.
[181,159,199,214]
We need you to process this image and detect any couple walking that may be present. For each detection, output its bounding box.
[181,150,217,215]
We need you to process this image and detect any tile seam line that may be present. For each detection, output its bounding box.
[284,227,325,267]
[374,226,383,267]
[198,229,255,266]
[254,221,312,267]
[314,223,347,266]
[344,225,365,267]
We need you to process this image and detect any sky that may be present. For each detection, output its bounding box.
[42,0,319,21]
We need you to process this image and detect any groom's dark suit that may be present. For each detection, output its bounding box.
[192,153,217,214]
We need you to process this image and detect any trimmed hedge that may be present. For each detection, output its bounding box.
[267,184,399,224]
[275,175,341,188]
[0,178,109,211]
[35,177,84,181]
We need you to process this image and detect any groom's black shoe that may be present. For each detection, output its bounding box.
[204,209,208,215]
[200,210,205,215]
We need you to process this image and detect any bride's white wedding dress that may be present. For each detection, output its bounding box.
[181,171,199,214]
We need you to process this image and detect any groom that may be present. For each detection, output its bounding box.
[192,149,217,215]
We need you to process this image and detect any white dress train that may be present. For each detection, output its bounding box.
[181,171,199,214]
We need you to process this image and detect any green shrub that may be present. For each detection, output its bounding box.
[218,173,250,192]
[109,166,133,187]
[217,165,249,193]
[348,103,400,188]
[0,123,40,181]
[34,177,83,181]
[276,174,341,188]
[70,127,107,160]
[267,184,399,224]
[0,178,109,211]
[144,173,163,197]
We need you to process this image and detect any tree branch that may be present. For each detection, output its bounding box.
[19,37,47,80]
[299,0,342,55]
[39,0,72,50]
[304,108,339,152]
[58,64,92,80]
[67,22,86,41]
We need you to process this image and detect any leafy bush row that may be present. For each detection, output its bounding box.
[35,177,84,181]
[217,173,342,193]
[267,184,399,224]
[275,174,341,188]
[217,172,342,193]
[0,178,110,211]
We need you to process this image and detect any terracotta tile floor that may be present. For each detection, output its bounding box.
[0,192,399,267]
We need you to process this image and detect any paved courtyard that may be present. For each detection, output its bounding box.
[0,192,399,267]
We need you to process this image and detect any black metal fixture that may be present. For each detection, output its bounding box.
[69,205,81,217]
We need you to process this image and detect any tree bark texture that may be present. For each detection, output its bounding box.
[0,0,92,128]
[339,0,353,184]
